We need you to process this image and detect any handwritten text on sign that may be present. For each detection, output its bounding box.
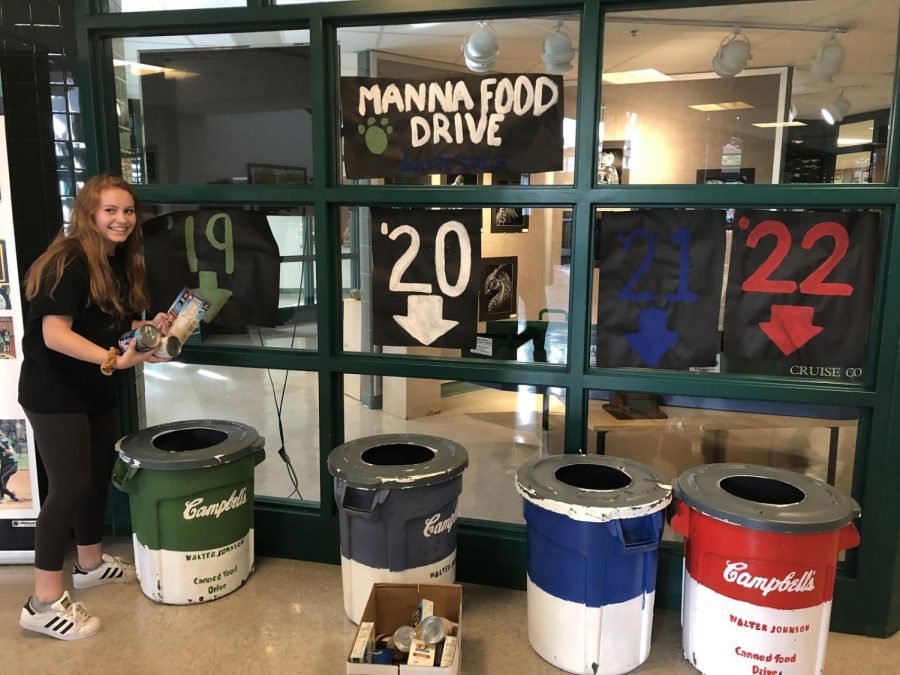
[596,210,726,369]
[371,207,481,348]
[724,210,879,371]
[342,75,564,179]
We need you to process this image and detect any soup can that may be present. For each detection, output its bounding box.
[153,335,182,360]
[419,615,452,645]
[392,625,417,653]
[119,324,161,353]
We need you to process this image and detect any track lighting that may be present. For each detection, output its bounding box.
[462,21,499,73]
[712,28,752,78]
[821,90,850,125]
[809,33,845,82]
[542,20,576,73]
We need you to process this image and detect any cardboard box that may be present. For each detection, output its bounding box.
[346,583,462,675]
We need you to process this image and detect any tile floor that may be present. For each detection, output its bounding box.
[1,538,898,674]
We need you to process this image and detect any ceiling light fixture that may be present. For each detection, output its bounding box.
[712,28,752,78]
[809,32,845,82]
[821,90,851,125]
[602,68,672,84]
[462,21,499,73]
[542,19,577,73]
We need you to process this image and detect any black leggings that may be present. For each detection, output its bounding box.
[0,462,17,497]
[24,408,119,571]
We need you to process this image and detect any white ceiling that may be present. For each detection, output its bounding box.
[122,0,898,119]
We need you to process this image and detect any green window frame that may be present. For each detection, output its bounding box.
[74,0,900,636]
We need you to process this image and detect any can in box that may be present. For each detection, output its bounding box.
[670,463,860,675]
[516,455,672,675]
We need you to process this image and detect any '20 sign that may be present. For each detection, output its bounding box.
[370,207,482,348]
[739,217,853,296]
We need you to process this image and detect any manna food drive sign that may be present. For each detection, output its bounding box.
[341,74,565,178]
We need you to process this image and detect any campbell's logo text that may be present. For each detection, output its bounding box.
[423,511,457,537]
[184,488,248,520]
[723,561,816,597]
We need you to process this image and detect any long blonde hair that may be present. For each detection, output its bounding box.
[24,173,150,320]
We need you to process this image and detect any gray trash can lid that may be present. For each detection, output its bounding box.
[327,434,468,490]
[516,455,672,523]
[674,463,860,533]
[115,419,262,470]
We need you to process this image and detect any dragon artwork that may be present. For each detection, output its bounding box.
[484,264,513,314]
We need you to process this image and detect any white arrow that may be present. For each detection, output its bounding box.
[393,295,458,346]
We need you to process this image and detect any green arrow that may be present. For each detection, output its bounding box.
[194,270,232,323]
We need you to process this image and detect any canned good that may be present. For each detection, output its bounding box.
[419,615,452,645]
[119,324,161,353]
[153,335,182,360]
[392,625,417,653]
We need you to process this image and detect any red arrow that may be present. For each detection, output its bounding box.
[759,305,823,356]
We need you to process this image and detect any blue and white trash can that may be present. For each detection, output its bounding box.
[516,455,672,675]
[328,434,469,623]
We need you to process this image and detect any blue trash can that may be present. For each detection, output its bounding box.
[516,455,672,675]
[328,434,469,623]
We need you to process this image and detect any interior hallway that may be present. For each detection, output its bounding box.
[1,538,898,674]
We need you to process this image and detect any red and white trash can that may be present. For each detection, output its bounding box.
[670,463,860,675]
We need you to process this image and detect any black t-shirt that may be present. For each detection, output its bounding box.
[18,249,135,414]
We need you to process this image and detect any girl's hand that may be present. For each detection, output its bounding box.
[116,338,160,370]
[150,312,173,335]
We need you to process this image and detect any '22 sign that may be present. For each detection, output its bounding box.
[725,210,879,367]
[596,210,726,369]
[370,207,481,348]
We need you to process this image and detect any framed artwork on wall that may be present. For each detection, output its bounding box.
[444,172,479,186]
[247,163,308,185]
[696,168,756,184]
[598,140,628,185]
[489,206,529,233]
[479,256,517,321]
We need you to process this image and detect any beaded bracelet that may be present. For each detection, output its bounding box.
[100,347,119,376]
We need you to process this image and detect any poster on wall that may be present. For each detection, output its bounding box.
[142,210,281,329]
[371,207,481,348]
[596,210,726,369]
[0,72,41,563]
[341,74,564,179]
[724,210,879,378]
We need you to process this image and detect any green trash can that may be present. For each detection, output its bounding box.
[112,420,265,605]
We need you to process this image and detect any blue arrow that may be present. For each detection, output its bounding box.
[625,308,679,367]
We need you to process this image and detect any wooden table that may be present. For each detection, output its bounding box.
[587,401,858,486]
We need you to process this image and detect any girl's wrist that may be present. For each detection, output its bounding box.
[100,347,119,375]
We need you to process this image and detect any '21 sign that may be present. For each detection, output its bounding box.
[370,207,481,347]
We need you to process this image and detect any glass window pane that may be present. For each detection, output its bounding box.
[144,364,319,503]
[600,1,897,184]
[337,14,580,186]
[591,207,881,381]
[140,204,317,350]
[341,206,571,364]
[584,390,858,493]
[344,375,566,524]
[110,30,312,185]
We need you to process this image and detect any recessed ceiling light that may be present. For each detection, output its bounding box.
[602,68,672,84]
[752,121,808,128]
[689,102,753,112]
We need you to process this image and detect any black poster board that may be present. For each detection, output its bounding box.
[143,210,281,327]
[371,208,482,348]
[596,210,726,368]
[342,74,564,179]
[724,210,879,371]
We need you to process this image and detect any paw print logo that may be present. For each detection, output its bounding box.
[358,117,393,155]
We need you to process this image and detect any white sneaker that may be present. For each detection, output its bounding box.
[72,553,137,589]
[19,591,101,640]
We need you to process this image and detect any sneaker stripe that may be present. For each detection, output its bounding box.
[101,568,113,579]
[45,618,61,630]
[58,622,73,635]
